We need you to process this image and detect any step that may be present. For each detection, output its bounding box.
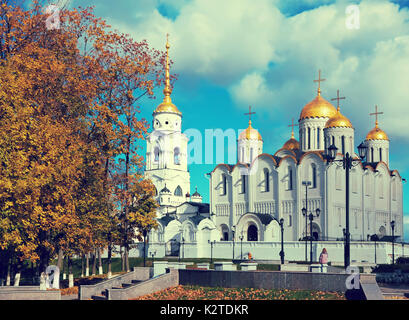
[91,295,107,300]
[131,280,142,284]
[121,283,133,288]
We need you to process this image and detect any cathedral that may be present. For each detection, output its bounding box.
[144,39,404,261]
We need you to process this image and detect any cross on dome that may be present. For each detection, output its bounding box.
[288,118,299,139]
[244,106,256,126]
[314,69,326,96]
[370,105,384,127]
[331,89,346,111]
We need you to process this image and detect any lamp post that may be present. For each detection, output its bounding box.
[391,220,395,264]
[208,240,215,264]
[232,225,236,261]
[326,142,367,269]
[150,250,157,266]
[143,229,148,267]
[279,218,285,264]
[303,208,320,264]
[239,233,244,260]
[302,181,311,262]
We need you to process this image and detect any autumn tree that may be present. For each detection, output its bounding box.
[0,1,164,283]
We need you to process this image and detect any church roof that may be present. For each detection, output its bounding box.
[189,214,207,225]
[158,214,175,227]
[184,202,209,213]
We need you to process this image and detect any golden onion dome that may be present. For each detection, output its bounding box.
[153,36,182,116]
[283,137,300,150]
[366,122,389,141]
[239,121,263,141]
[300,94,338,120]
[154,99,182,115]
[282,128,300,150]
[325,108,353,129]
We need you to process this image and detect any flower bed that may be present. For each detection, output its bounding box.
[132,285,345,300]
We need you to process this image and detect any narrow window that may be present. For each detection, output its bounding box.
[288,167,293,190]
[341,136,345,155]
[222,174,227,196]
[154,147,160,162]
[308,128,311,149]
[312,165,317,188]
[264,169,270,192]
[174,148,180,165]
[241,175,246,194]
[379,148,382,162]
[317,128,320,149]
[371,148,374,162]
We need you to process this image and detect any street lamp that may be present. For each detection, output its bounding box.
[302,181,312,261]
[150,249,157,266]
[239,232,244,260]
[326,142,367,269]
[303,208,320,264]
[208,240,216,264]
[279,218,285,264]
[232,225,236,261]
[391,220,395,264]
[143,229,148,267]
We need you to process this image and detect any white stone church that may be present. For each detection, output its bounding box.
[141,40,405,264]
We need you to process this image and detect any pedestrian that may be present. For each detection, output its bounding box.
[319,248,328,272]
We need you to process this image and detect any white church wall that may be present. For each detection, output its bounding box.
[123,241,409,265]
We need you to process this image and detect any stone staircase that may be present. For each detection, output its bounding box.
[78,267,151,300]
[90,280,143,300]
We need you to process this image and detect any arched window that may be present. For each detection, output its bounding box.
[174,186,183,197]
[264,168,270,192]
[174,148,180,165]
[241,175,246,194]
[288,167,293,190]
[221,174,227,196]
[311,164,317,188]
[154,146,160,162]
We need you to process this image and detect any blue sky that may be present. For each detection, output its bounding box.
[66,0,409,240]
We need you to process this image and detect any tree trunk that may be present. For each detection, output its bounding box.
[13,262,21,287]
[92,250,96,276]
[85,253,89,277]
[62,255,67,280]
[98,248,103,275]
[57,249,63,272]
[81,254,84,277]
[107,243,112,279]
[68,256,74,288]
[6,260,11,286]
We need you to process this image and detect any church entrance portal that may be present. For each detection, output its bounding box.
[166,239,180,256]
[247,225,258,241]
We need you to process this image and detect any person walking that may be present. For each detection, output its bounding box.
[319,248,328,272]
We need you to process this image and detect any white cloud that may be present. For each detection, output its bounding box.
[99,0,409,140]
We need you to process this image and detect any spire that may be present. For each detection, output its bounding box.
[163,33,172,103]
[153,34,181,115]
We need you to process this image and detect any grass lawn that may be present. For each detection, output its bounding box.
[132,285,346,300]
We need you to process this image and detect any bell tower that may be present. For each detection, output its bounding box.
[145,35,190,209]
